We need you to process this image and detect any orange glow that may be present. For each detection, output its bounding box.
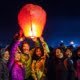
[18,4,46,37]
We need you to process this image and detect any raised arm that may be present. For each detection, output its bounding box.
[9,31,24,71]
[30,37,40,56]
[39,37,50,57]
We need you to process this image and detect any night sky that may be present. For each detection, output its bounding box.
[0,0,80,47]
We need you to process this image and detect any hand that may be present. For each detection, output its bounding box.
[19,30,25,37]
[35,78,38,80]
[16,47,21,53]
[39,37,44,42]
[19,37,24,41]
[32,37,38,42]
[19,30,25,41]
[13,33,19,40]
[14,30,25,40]
[41,55,46,60]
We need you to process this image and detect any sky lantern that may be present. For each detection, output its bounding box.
[18,4,47,38]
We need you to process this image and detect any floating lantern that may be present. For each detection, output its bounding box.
[18,4,46,38]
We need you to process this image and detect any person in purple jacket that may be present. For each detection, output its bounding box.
[11,52,25,80]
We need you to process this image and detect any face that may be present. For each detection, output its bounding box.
[15,53,21,61]
[56,49,63,58]
[22,43,30,54]
[3,51,10,61]
[65,49,72,58]
[36,48,42,57]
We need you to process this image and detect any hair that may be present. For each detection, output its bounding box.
[65,47,72,52]
[22,41,29,45]
[20,41,30,52]
[53,47,64,58]
[32,47,44,60]
[55,47,64,53]
[75,47,80,58]
[0,48,9,58]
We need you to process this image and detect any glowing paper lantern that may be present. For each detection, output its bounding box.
[18,4,46,37]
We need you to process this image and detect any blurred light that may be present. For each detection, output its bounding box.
[73,44,76,47]
[60,40,64,43]
[70,41,74,45]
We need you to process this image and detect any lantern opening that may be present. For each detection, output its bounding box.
[29,25,35,38]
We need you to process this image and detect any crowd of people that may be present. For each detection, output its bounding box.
[0,31,80,80]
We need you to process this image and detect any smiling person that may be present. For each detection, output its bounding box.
[53,48,67,80]
[11,52,25,80]
[9,31,38,80]
[64,48,75,80]
[0,48,10,80]
[31,37,50,80]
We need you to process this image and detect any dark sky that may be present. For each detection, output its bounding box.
[0,0,80,47]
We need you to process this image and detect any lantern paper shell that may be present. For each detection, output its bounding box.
[18,4,46,37]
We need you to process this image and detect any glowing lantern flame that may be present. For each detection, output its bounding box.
[18,4,46,37]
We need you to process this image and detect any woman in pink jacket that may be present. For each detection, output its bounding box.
[11,52,25,80]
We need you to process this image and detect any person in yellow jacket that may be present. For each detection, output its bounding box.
[31,37,50,80]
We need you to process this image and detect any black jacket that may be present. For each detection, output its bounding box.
[0,59,9,80]
[54,57,67,80]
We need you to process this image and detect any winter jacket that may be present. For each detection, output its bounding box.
[0,59,9,80]
[11,61,25,80]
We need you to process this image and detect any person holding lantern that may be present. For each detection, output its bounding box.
[17,3,48,80]
[8,30,45,79]
[31,37,50,80]
[20,36,49,80]
[11,51,25,80]
[20,41,33,80]
[8,31,33,80]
